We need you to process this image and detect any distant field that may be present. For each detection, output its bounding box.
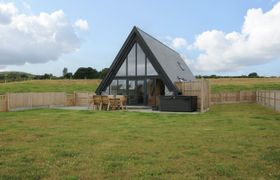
[0,104,280,179]
[209,78,280,93]
[0,80,100,94]
[0,78,279,94]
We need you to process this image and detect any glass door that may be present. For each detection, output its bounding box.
[147,78,156,106]
[128,80,136,105]
[136,80,145,105]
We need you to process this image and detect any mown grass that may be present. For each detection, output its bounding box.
[0,80,100,94]
[209,78,280,93]
[0,104,280,179]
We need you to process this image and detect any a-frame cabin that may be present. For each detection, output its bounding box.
[96,26,195,106]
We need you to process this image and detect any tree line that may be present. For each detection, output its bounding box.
[196,72,269,79]
[0,67,109,82]
[0,70,278,83]
[34,67,109,80]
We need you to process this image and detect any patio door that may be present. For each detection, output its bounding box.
[128,80,137,105]
[127,79,145,105]
[147,78,165,106]
[136,80,145,105]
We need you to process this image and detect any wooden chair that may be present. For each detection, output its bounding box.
[116,95,127,110]
[109,98,119,110]
[101,96,110,111]
[92,95,102,110]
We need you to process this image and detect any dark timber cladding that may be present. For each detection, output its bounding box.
[96,26,195,105]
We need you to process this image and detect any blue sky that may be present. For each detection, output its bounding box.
[0,0,279,76]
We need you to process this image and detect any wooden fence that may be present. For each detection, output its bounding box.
[211,91,256,104]
[75,92,96,106]
[0,92,97,112]
[1,90,279,112]
[0,95,8,112]
[176,79,210,112]
[8,92,66,111]
[257,90,280,112]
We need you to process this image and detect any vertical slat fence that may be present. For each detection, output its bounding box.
[176,79,210,112]
[0,94,8,112]
[257,90,280,112]
[211,91,256,104]
[8,92,66,110]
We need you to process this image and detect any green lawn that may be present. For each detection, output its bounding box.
[211,83,280,93]
[209,78,280,93]
[1,104,280,179]
[0,80,100,94]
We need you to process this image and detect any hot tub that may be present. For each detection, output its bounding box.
[159,96,197,112]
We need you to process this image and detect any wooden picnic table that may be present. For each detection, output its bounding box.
[108,96,126,110]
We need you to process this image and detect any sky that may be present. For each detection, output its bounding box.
[0,0,280,76]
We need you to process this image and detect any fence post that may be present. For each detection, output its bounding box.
[263,91,265,105]
[74,91,77,106]
[208,80,211,107]
[64,92,67,106]
[200,79,204,112]
[30,93,33,108]
[274,91,276,111]
[239,91,241,102]
[6,93,9,112]
[256,91,258,103]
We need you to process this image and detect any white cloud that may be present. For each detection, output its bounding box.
[193,2,280,72]
[0,2,88,67]
[74,19,89,31]
[171,37,187,49]
[0,3,17,24]
[166,2,280,73]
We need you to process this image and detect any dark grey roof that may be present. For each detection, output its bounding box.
[136,27,195,83]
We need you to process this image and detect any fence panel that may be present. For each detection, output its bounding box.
[257,90,280,112]
[66,93,75,106]
[211,91,256,104]
[75,92,96,106]
[8,92,66,110]
[0,95,7,112]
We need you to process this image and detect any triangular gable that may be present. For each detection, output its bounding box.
[96,26,179,94]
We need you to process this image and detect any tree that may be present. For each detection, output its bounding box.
[63,67,68,77]
[64,72,73,79]
[73,67,99,79]
[98,68,109,78]
[248,72,259,78]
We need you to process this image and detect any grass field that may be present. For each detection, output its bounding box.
[0,80,101,95]
[1,104,280,179]
[0,78,280,94]
[209,78,280,93]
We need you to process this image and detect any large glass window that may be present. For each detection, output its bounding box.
[104,41,165,105]
[147,58,158,75]
[116,59,127,76]
[117,80,126,95]
[137,43,145,76]
[110,80,117,95]
[147,79,156,106]
[137,80,144,104]
[127,44,136,76]
[128,80,136,104]
[128,80,135,94]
